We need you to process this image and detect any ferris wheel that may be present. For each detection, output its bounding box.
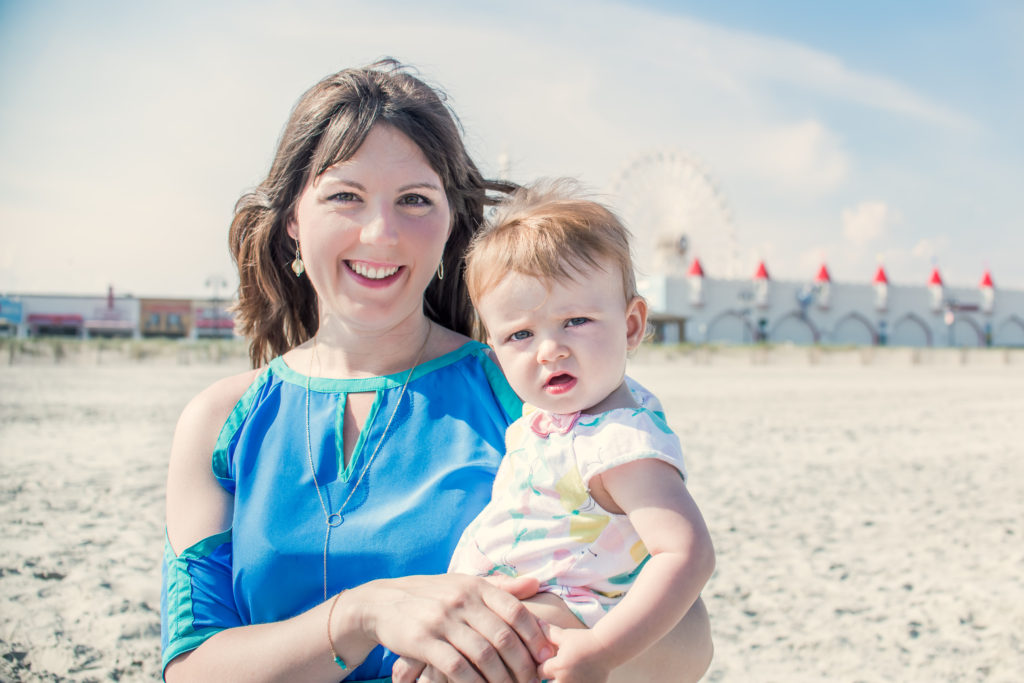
[608,150,739,279]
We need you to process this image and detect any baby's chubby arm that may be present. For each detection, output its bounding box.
[538,459,715,683]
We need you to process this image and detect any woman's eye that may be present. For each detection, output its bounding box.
[509,330,532,341]
[566,317,590,327]
[398,194,432,206]
[328,192,359,203]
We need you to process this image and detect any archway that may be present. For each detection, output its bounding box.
[705,311,756,344]
[890,313,932,347]
[770,311,819,344]
[830,312,876,345]
[994,316,1024,347]
[949,316,984,347]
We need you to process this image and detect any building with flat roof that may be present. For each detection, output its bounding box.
[642,263,1024,347]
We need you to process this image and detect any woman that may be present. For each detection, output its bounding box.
[162,59,712,682]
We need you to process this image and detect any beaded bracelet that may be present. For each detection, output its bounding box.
[326,591,348,670]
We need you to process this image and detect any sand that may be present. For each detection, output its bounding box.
[1,346,1022,681]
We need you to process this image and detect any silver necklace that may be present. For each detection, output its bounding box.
[305,324,432,600]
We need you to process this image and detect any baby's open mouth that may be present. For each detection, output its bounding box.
[545,373,575,388]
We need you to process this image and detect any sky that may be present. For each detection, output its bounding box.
[1,0,1021,298]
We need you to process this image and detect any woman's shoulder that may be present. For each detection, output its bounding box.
[420,327,493,373]
[430,326,477,357]
[172,368,265,462]
[183,368,264,426]
[422,327,522,422]
[167,367,265,552]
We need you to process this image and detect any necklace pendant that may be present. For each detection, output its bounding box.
[327,513,344,527]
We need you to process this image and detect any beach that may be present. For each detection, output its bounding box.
[1,344,1022,681]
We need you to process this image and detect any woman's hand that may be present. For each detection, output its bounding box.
[360,574,552,683]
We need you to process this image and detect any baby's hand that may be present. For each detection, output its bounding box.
[536,624,615,683]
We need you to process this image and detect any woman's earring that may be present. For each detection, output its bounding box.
[436,258,445,281]
[291,239,305,277]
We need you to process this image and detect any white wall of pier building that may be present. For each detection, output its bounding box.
[640,275,1024,347]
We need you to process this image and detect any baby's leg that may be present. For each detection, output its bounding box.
[523,592,586,629]
[608,597,712,683]
[525,593,712,683]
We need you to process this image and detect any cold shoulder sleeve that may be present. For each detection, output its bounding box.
[161,530,240,675]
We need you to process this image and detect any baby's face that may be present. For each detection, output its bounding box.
[477,258,645,415]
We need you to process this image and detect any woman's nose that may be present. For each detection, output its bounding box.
[360,207,399,246]
[536,337,569,363]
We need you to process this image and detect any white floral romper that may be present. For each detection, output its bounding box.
[449,403,687,627]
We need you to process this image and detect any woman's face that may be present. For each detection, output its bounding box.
[288,124,451,334]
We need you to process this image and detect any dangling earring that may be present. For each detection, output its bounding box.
[291,239,305,277]
[436,257,445,281]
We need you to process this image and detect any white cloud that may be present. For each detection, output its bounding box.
[911,236,952,262]
[747,119,849,193]
[699,22,974,131]
[842,201,895,248]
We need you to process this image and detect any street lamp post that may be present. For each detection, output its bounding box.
[205,275,228,338]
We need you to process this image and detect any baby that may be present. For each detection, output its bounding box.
[450,179,715,681]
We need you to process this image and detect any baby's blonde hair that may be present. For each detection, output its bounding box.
[464,178,638,313]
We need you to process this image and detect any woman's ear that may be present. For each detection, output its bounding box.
[286,217,299,240]
[625,296,648,351]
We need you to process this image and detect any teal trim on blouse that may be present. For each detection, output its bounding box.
[335,390,385,482]
[161,529,232,677]
[475,344,523,423]
[268,340,492,393]
[211,368,270,485]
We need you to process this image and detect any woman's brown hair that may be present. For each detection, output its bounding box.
[229,58,513,367]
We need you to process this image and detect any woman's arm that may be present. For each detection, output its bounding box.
[163,373,551,683]
[537,459,715,683]
[165,370,360,681]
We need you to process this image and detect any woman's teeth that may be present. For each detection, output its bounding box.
[350,262,399,280]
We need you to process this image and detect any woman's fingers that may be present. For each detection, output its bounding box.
[392,655,427,683]
[415,575,547,681]
[480,583,553,667]
[418,664,451,683]
[420,638,489,683]
[366,575,550,682]
[431,583,534,682]
[437,622,513,683]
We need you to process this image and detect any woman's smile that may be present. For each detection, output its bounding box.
[346,259,404,286]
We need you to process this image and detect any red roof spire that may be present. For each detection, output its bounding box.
[687,258,704,277]
[753,261,770,280]
[873,265,888,285]
[979,269,994,288]
[928,268,943,286]
[815,264,831,283]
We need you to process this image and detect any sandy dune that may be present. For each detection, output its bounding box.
[1,347,1021,681]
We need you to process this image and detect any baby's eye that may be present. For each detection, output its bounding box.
[565,317,590,328]
[509,330,533,342]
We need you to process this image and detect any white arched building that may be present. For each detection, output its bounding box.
[640,263,1024,348]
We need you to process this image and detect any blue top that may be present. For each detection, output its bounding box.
[161,341,522,681]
